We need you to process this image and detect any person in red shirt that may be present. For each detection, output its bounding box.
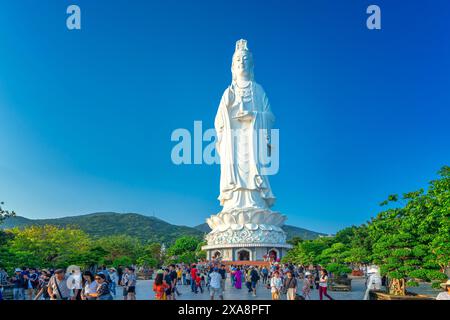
[195,273,203,293]
[153,271,169,300]
[190,264,198,293]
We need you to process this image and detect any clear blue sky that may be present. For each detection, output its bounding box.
[0,0,449,234]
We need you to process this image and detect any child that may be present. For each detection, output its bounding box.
[195,273,203,293]
[302,272,313,300]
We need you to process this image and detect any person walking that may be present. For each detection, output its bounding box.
[153,270,169,300]
[34,270,51,300]
[209,268,223,300]
[12,268,26,300]
[47,269,71,300]
[117,265,123,286]
[182,267,187,285]
[88,274,113,300]
[120,268,129,300]
[230,266,236,287]
[25,268,39,300]
[176,266,182,284]
[169,264,181,298]
[261,266,269,285]
[219,264,227,292]
[270,271,282,300]
[190,264,198,293]
[126,267,137,300]
[283,271,298,300]
[195,272,203,293]
[318,269,333,300]
[81,271,98,300]
[108,268,117,296]
[302,272,313,300]
[245,268,252,293]
[234,267,242,289]
[249,267,260,297]
[436,280,450,300]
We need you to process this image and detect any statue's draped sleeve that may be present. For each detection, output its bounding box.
[260,85,275,145]
[215,87,236,203]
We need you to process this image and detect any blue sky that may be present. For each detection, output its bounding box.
[0,0,449,234]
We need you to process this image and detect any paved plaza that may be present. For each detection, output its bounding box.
[114,277,366,300]
[113,277,442,301]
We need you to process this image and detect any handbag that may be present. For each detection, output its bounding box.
[53,277,68,300]
[272,291,280,300]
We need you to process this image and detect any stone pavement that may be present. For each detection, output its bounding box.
[113,277,369,300]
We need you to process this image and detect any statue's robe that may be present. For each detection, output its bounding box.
[215,82,276,212]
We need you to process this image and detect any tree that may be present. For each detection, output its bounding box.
[166,236,203,264]
[136,242,163,268]
[287,236,303,246]
[0,201,15,224]
[283,166,449,295]
[282,238,330,265]
[368,166,449,295]
[95,235,141,264]
[7,225,92,268]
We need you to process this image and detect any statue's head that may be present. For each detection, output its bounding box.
[231,39,254,82]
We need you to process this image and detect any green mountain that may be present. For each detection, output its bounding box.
[1,212,203,244]
[194,223,326,240]
[2,212,326,244]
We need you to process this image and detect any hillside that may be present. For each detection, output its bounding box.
[1,212,204,244]
[194,223,326,240]
[2,212,326,244]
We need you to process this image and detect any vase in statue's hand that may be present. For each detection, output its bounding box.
[233,110,254,121]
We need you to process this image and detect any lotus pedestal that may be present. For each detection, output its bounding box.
[202,208,292,262]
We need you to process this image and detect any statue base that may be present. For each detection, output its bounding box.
[202,242,292,262]
[202,208,292,262]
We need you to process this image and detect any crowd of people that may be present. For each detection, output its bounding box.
[0,265,138,300]
[2,263,448,300]
[150,262,335,301]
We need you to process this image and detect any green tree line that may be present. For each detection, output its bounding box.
[283,166,450,295]
[0,222,206,272]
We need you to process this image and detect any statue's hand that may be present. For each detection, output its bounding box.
[235,110,254,121]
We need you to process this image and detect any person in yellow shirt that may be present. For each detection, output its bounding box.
[176,267,182,283]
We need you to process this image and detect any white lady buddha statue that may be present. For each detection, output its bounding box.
[215,39,275,212]
[206,40,287,244]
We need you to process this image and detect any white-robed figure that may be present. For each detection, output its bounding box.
[363,265,382,300]
[205,39,287,247]
[215,39,275,213]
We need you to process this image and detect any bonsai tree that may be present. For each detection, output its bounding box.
[318,242,352,278]
[369,166,449,295]
[326,262,352,277]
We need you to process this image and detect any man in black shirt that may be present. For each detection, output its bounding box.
[169,264,181,298]
[218,264,227,292]
[12,268,26,300]
[117,266,123,285]
[250,267,260,297]
[164,268,173,300]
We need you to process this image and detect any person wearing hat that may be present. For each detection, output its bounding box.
[302,271,313,300]
[12,268,26,300]
[436,280,450,300]
[108,267,118,297]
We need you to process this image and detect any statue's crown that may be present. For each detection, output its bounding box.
[235,39,249,53]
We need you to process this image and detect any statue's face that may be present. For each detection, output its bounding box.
[233,53,253,79]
